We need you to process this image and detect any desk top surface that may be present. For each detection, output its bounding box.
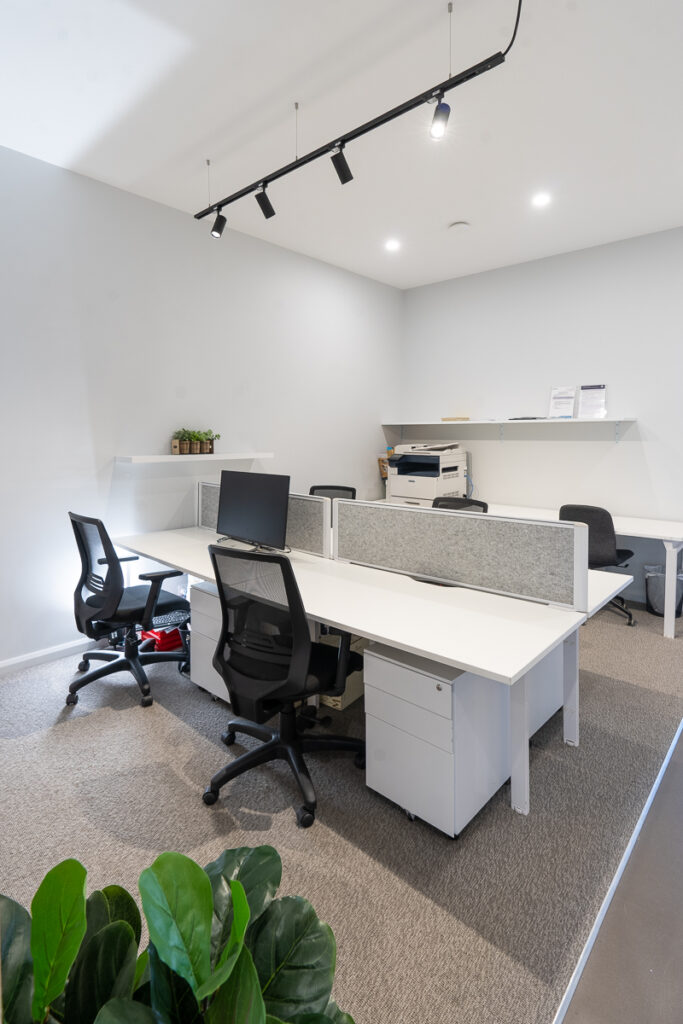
[487,504,683,542]
[117,527,588,685]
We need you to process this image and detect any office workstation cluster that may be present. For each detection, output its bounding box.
[110,467,633,837]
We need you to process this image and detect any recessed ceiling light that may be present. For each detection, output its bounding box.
[385,238,401,252]
[531,191,552,209]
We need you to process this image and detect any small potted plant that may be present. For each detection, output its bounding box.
[202,429,221,454]
[171,427,191,455]
[188,429,202,455]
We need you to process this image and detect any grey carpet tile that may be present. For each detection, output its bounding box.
[1,605,682,1024]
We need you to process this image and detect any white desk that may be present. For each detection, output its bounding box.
[487,504,683,639]
[117,527,627,832]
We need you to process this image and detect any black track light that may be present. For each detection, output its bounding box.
[330,145,353,185]
[255,186,276,219]
[211,210,226,237]
[430,96,451,140]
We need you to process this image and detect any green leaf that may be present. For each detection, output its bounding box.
[139,852,213,994]
[323,1001,355,1024]
[265,1017,288,1024]
[204,847,281,966]
[205,947,265,1024]
[102,886,142,946]
[147,943,202,1024]
[93,997,165,1023]
[30,858,87,1021]
[247,897,336,1021]
[195,879,251,1001]
[64,920,137,1024]
[134,949,150,991]
[0,895,33,1024]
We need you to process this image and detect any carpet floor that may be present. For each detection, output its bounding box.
[1,606,682,1024]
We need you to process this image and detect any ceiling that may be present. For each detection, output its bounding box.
[1,0,682,289]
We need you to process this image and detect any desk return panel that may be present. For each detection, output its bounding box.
[335,501,585,609]
[198,482,330,557]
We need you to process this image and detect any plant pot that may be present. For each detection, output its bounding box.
[200,441,211,454]
[190,441,200,454]
[171,439,180,455]
[179,440,190,454]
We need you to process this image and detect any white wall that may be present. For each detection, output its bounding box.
[397,227,683,601]
[0,145,402,664]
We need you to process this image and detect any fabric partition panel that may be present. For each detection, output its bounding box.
[333,500,588,610]
[197,482,330,557]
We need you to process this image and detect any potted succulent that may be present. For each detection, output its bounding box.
[171,428,191,455]
[0,845,355,1024]
[188,430,203,455]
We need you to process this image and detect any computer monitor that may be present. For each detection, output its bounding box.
[216,470,290,551]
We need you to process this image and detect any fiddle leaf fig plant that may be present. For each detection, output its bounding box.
[0,846,354,1024]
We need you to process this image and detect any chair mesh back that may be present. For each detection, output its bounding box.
[309,485,357,500]
[69,513,124,630]
[209,547,311,713]
[559,504,618,568]
[432,497,488,512]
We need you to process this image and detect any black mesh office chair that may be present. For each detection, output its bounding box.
[67,512,191,707]
[432,497,488,512]
[559,504,636,626]
[202,545,365,827]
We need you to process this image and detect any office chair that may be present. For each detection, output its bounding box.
[309,485,356,500]
[202,545,365,827]
[432,497,488,512]
[67,512,191,707]
[559,504,636,626]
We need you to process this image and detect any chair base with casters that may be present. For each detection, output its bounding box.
[608,592,636,627]
[67,623,190,707]
[202,705,364,827]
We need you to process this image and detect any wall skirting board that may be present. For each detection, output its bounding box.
[0,637,93,676]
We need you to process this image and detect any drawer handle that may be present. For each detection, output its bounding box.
[436,683,443,691]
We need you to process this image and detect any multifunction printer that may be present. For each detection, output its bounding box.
[386,442,469,507]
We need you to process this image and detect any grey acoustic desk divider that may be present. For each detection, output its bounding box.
[333,500,588,610]
[197,481,330,557]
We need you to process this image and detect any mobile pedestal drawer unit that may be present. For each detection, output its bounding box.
[364,643,511,837]
[189,581,228,702]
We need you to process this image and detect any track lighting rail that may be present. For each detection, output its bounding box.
[194,50,504,222]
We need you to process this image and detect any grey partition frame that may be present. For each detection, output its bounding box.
[333,500,588,610]
[197,481,330,557]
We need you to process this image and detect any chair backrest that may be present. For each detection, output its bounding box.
[559,504,618,568]
[432,497,488,512]
[69,512,125,635]
[209,546,312,721]
[309,485,357,500]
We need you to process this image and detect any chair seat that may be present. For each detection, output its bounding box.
[86,585,189,626]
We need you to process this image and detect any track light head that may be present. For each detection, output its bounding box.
[255,185,276,219]
[211,210,227,237]
[331,144,353,185]
[430,96,451,140]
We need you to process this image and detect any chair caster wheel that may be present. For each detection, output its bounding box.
[319,715,332,728]
[140,695,153,708]
[221,731,236,746]
[178,661,190,677]
[78,661,88,673]
[296,806,315,828]
[66,692,79,706]
[203,788,219,806]
[628,620,636,627]
[354,751,366,769]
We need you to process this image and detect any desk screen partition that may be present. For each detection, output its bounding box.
[217,470,290,550]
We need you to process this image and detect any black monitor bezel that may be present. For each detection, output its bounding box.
[216,470,290,551]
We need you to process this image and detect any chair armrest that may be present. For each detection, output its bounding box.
[97,555,138,564]
[138,569,183,628]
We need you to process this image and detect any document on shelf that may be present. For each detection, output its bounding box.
[548,385,576,419]
[577,384,607,419]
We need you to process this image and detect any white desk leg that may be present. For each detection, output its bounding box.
[563,631,579,747]
[510,673,529,815]
[663,541,683,639]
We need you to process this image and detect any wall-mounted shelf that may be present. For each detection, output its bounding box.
[116,452,274,464]
[382,419,636,443]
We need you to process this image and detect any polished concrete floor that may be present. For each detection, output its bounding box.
[562,723,683,1023]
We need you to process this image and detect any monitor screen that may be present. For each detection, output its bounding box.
[216,470,290,550]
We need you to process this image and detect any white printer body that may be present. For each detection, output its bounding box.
[386,443,469,507]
